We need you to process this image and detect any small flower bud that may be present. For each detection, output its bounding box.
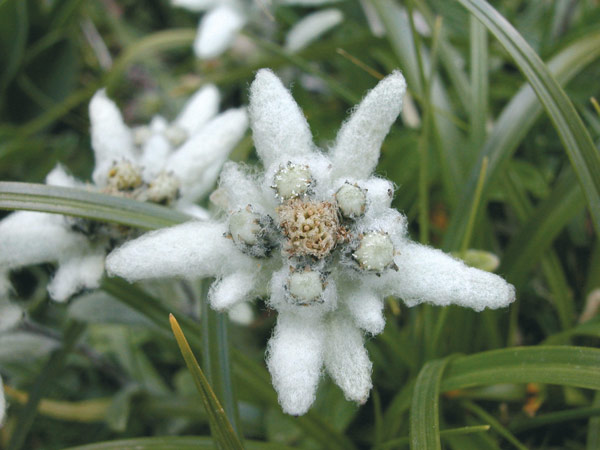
[273,163,312,200]
[165,125,188,147]
[229,206,274,257]
[336,182,366,218]
[353,232,395,272]
[288,269,324,304]
[107,161,143,191]
[133,126,152,147]
[145,172,180,205]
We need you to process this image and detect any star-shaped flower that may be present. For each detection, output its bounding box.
[0,86,247,302]
[172,0,343,59]
[106,69,515,415]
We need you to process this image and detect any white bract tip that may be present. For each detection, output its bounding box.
[284,9,343,53]
[267,312,326,416]
[174,84,220,135]
[346,288,385,335]
[194,5,246,59]
[249,69,315,168]
[336,182,366,218]
[331,71,406,179]
[89,89,135,186]
[273,163,312,200]
[354,232,395,272]
[288,270,324,304]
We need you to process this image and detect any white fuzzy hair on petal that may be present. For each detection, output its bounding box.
[167,108,248,202]
[249,69,315,168]
[45,164,81,188]
[218,162,263,211]
[346,288,385,335]
[209,271,258,310]
[330,71,406,179]
[174,84,220,135]
[194,5,246,59]
[324,314,372,403]
[383,241,516,311]
[285,9,343,53]
[105,221,253,281]
[89,89,136,187]
[266,311,326,415]
[140,134,172,181]
[47,252,105,302]
[0,211,89,272]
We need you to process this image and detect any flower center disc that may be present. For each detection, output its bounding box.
[277,199,343,259]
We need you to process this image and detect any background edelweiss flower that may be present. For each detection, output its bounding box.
[172,0,343,59]
[106,69,515,416]
[0,86,247,303]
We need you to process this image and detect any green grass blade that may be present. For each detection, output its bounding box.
[0,182,190,230]
[410,356,454,450]
[509,405,600,434]
[453,0,600,236]
[443,28,600,250]
[499,170,585,286]
[377,425,490,449]
[462,401,527,450]
[61,436,295,450]
[442,346,600,392]
[469,15,488,151]
[169,314,244,450]
[8,321,86,450]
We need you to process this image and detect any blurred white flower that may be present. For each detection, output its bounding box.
[106,69,515,415]
[0,86,247,302]
[173,0,343,59]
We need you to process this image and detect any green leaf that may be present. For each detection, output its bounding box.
[442,346,600,392]
[443,28,600,250]
[462,401,527,450]
[61,436,295,450]
[169,314,244,450]
[377,425,491,450]
[8,321,86,450]
[452,0,600,236]
[0,182,190,230]
[410,357,454,450]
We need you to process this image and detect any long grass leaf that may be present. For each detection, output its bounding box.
[452,0,600,236]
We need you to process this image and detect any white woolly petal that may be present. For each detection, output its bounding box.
[167,108,248,202]
[359,0,385,37]
[324,315,372,403]
[174,201,210,220]
[0,374,5,426]
[330,71,406,179]
[383,241,516,311]
[172,0,217,12]
[284,9,343,53]
[266,311,325,415]
[346,288,385,335]
[140,134,172,181]
[0,211,88,271]
[194,5,246,59]
[47,252,105,302]
[89,89,136,187]
[45,164,82,188]
[0,298,23,332]
[106,221,253,281]
[174,84,220,135]
[209,271,257,310]
[227,302,254,325]
[362,177,395,213]
[218,162,263,211]
[249,69,315,168]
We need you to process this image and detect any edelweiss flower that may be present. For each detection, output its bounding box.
[172,0,343,59]
[0,86,247,302]
[106,69,515,415]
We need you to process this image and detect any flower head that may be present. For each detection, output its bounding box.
[106,69,515,415]
[0,86,247,302]
[173,0,343,59]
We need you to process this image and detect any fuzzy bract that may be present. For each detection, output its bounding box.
[106,69,515,415]
[173,0,343,59]
[0,86,247,302]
